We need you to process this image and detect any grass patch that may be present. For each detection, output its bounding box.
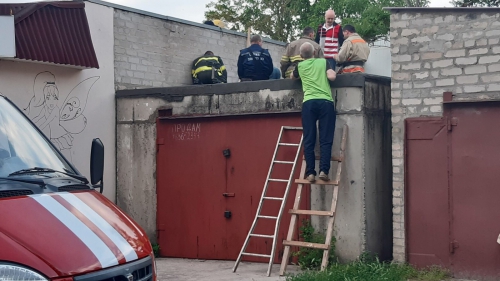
[410,265,450,280]
[285,259,450,281]
[288,220,449,281]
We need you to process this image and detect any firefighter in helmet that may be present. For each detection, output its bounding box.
[191,51,227,84]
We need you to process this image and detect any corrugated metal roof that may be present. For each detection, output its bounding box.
[0,1,99,69]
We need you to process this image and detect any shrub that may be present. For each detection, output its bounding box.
[292,219,336,270]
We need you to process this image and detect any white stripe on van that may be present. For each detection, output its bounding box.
[31,194,119,268]
[58,192,138,262]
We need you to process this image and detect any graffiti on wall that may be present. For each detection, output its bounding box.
[24,71,99,161]
[171,123,201,141]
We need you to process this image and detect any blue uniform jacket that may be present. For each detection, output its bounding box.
[237,44,274,81]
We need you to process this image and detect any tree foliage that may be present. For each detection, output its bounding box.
[205,0,297,42]
[205,0,428,43]
[405,0,431,7]
[452,0,499,6]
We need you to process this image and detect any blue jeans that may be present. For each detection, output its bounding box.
[269,67,281,79]
[327,58,336,70]
[302,99,336,176]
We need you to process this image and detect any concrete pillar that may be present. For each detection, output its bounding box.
[309,83,392,262]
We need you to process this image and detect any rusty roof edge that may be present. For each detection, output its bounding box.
[12,1,85,24]
[115,74,390,99]
[1,57,93,69]
[384,7,500,11]
[85,0,287,46]
[157,110,302,120]
[443,99,500,104]
[0,1,99,69]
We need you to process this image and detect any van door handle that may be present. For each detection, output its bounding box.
[223,193,235,197]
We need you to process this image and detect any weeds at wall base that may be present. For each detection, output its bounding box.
[288,220,449,281]
[152,243,160,258]
[285,261,450,281]
[291,219,336,270]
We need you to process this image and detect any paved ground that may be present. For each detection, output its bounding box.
[155,258,475,281]
[156,258,300,281]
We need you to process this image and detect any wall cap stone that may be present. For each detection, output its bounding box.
[86,0,286,46]
[384,7,500,12]
[115,74,390,99]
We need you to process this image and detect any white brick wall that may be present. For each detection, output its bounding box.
[114,9,286,89]
[390,9,500,262]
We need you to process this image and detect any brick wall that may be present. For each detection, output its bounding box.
[389,8,500,262]
[113,8,286,89]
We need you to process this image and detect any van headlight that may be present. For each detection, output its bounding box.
[0,264,48,281]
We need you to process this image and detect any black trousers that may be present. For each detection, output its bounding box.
[197,71,216,84]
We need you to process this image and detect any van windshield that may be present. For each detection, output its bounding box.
[0,97,74,177]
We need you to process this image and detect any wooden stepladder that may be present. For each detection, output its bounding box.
[233,126,304,277]
[279,124,348,276]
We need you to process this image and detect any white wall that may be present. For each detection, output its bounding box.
[0,2,116,201]
[0,16,15,58]
[365,40,391,77]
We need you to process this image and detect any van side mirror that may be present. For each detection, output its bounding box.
[90,138,104,192]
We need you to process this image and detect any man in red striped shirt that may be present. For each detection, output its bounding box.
[315,9,344,70]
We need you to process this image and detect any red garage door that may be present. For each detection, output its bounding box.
[406,101,500,279]
[448,102,500,279]
[405,117,450,268]
[156,113,308,263]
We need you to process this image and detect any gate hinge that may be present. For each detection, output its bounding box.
[449,240,459,253]
[447,117,458,131]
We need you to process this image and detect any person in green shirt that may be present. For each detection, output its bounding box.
[291,42,337,182]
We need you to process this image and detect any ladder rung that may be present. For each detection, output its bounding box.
[295,179,338,185]
[250,234,274,238]
[274,160,294,164]
[283,126,303,130]
[242,253,272,258]
[258,215,278,219]
[268,179,289,182]
[263,197,284,201]
[289,209,334,216]
[283,240,329,250]
[278,143,300,147]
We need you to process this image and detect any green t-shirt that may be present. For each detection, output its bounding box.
[293,58,333,102]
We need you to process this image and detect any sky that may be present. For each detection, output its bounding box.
[0,0,453,23]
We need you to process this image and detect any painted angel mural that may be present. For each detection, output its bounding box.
[24,71,99,160]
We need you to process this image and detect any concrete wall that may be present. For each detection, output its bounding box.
[363,81,393,260]
[389,7,500,262]
[94,0,286,89]
[116,76,392,261]
[0,2,117,201]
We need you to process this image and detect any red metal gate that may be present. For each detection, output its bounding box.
[156,113,308,262]
[405,117,450,268]
[448,102,500,279]
[406,101,500,279]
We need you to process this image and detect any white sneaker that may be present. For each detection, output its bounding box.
[306,174,316,182]
[319,171,329,181]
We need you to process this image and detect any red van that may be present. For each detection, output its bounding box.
[0,95,155,281]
